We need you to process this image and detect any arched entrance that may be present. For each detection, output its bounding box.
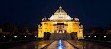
[56,23,65,33]
[50,23,71,40]
[70,32,77,40]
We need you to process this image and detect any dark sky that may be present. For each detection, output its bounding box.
[0,0,111,29]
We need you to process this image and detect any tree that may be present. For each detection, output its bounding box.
[28,28,35,33]
[2,22,18,32]
[18,27,29,33]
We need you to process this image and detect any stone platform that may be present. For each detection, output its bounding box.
[50,33,71,40]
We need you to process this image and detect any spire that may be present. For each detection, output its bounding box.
[59,6,62,9]
[59,6,62,13]
[54,6,67,15]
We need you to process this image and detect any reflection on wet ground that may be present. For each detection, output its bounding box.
[9,40,54,49]
[67,40,111,49]
[8,40,111,49]
[46,40,74,49]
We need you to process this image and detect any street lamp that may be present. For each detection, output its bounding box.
[14,36,17,38]
[88,36,90,37]
[3,36,5,37]
[104,36,106,38]
[94,36,96,37]
[24,36,27,38]
[84,36,86,37]
[35,36,37,37]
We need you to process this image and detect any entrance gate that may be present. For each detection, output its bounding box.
[50,23,72,40]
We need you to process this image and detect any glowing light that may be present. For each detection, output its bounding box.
[66,15,71,20]
[58,40,64,49]
[84,36,86,37]
[3,36,5,37]
[50,15,54,20]
[88,36,90,37]
[59,40,62,44]
[94,36,96,37]
[14,36,17,38]
[58,14,63,18]
[104,36,106,38]
[35,36,37,37]
[57,31,58,33]
[79,31,82,33]
[24,36,27,37]
[63,31,64,33]
[74,18,79,21]
[60,31,62,33]
[54,21,57,24]
[38,6,84,39]
[64,22,66,24]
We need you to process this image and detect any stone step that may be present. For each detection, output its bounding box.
[50,33,71,40]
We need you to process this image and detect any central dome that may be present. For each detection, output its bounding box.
[49,6,72,21]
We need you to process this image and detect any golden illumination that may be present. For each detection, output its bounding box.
[0,28,2,32]
[38,6,84,39]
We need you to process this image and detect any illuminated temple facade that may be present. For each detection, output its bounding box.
[38,6,84,39]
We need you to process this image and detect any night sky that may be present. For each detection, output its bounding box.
[0,0,111,29]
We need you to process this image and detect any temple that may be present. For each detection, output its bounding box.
[38,6,84,39]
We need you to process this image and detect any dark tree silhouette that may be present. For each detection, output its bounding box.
[2,22,18,32]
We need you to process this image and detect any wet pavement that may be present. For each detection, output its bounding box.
[8,40,54,49]
[8,40,111,49]
[46,40,75,49]
[67,40,111,49]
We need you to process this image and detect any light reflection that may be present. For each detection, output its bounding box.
[58,40,64,49]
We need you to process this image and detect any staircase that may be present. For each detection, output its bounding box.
[50,33,71,40]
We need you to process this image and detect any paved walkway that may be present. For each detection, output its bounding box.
[8,40,54,49]
[7,40,111,49]
[46,40,75,49]
[67,40,111,49]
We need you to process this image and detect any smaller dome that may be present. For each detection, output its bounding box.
[50,15,54,20]
[74,18,79,21]
[66,15,71,20]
